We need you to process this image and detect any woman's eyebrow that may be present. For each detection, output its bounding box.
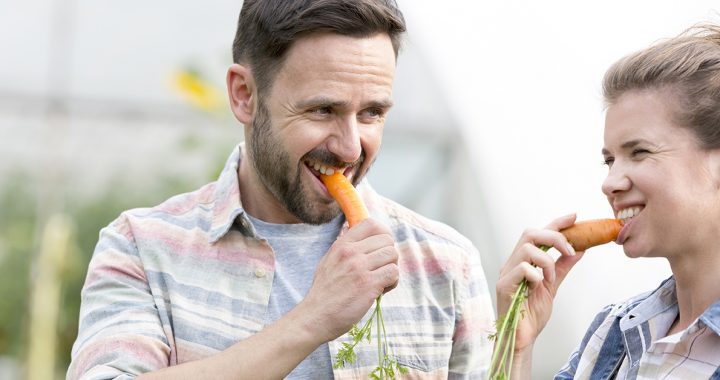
[601,139,648,155]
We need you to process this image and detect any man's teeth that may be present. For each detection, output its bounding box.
[618,207,642,222]
[309,162,336,176]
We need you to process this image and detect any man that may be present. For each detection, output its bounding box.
[67,1,493,378]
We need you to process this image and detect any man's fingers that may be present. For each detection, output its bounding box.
[373,262,399,294]
[366,246,399,271]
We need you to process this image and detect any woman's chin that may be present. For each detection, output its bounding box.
[621,241,644,259]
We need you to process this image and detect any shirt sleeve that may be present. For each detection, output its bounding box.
[448,244,495,379]
[67,214,171,380]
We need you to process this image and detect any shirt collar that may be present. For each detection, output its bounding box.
[618,276,720,337]
[700,297,720,336]
[618,276,677,330]
[208,143,248,243]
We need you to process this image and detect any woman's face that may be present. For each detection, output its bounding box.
[601,89,720,260]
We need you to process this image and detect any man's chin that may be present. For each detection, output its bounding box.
[293,205,342,225]
[305,205,342,225]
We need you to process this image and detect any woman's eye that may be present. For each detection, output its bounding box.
[602,157,614,167]
[632,148,650,157]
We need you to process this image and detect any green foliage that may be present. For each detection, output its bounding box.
[0,171,202,375]
[0,174,36,358]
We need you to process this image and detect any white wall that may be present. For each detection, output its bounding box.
[399,0,717,376]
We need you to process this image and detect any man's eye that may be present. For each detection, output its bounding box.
[360,107,384,120]
[310,106,332,116]
[602,157,614,167]
[632,149,650,157]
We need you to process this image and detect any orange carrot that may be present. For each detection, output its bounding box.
[560,218,623,251]
[320,171,369,227]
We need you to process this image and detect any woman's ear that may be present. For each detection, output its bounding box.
[226,63,256,125]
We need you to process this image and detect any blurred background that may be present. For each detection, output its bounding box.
[0,0,718,378]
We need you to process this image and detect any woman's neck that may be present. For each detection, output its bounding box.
[667,251,720,334]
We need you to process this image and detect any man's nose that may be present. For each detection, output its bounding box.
[328,116,362,164]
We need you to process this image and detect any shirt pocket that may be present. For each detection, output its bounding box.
[386,319,454,373]
[391,336,453,372]
[330,315,454,375]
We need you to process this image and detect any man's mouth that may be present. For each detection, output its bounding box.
[304,159,350,180]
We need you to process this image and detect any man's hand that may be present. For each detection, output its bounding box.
[301,218,399,342]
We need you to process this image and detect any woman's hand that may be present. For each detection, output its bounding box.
[496,214,584,361]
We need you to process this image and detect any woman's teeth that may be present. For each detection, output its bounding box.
[618,206,642,223]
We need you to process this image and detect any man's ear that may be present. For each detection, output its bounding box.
[227,63,256,125]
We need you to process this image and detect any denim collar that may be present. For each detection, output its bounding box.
[616,276,720,336]
[701,298,720,336]
[617,277,677,331]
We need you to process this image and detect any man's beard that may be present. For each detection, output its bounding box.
[249,101,368,224]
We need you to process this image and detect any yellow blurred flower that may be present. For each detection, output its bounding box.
[172,69,224,113]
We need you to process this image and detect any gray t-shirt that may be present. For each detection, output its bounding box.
[248,214,343,379]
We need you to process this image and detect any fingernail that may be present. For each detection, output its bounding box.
[566,243,576,256]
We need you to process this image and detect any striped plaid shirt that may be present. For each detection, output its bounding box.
[67,144,494,379]
[556,277,720,379]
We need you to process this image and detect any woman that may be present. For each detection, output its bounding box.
[497,24,720,379]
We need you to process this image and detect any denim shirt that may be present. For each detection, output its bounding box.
[556,277,720,380]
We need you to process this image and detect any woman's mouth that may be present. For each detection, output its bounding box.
[617,206,642,225]
[616,206,643,244]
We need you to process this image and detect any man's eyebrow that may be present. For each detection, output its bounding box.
[365,99,394,109]
[601,139,646,155]
[296,97,349,110]
[295,97,394,110]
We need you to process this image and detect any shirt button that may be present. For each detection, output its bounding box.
[254,267,266,278]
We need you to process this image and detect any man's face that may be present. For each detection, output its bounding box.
[248,32,396,224]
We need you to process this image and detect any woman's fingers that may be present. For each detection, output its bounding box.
[496,261,542,315]
[554,251,584,286]
[499,213,583,298]
[500,261,543,288]
[544,213,577,231]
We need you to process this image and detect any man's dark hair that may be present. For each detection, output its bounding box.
[232,0,406,98]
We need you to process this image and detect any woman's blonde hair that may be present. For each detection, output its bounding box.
[603,24,720,149]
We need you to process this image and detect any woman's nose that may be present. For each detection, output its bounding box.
[601,165,632,197]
